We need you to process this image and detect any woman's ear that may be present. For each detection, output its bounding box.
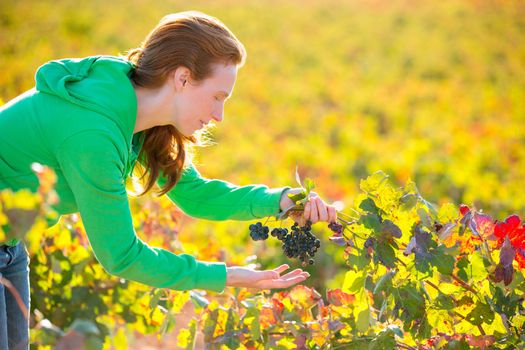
[172,66,191,91]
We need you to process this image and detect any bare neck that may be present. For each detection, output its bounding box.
[133,83,172,134]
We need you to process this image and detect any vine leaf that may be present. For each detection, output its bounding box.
[492,236,515,286]
[466,302,494,326]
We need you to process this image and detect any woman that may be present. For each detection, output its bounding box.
[0,11,337,348]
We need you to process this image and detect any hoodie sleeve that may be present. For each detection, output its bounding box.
[160,163,291,221]
[56,130,226,292]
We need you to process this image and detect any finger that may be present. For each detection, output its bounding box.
[279,268,305,279]
[316,197,329,222]
[303,201,311,221]
[309,198,319,223]
[273,264,290,275]
[328,206,337,223]
[261,274,309,289]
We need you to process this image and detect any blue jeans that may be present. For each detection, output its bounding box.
[0,242,30,350]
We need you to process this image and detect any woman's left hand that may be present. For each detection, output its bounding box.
[280,188,337,225]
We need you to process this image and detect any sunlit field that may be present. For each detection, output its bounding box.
[1,0,524,348]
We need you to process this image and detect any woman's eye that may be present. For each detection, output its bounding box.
[214,96,221,101]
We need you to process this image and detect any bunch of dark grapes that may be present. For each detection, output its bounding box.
[285,222,321,266]
[328,221,343,235]
[249,222,269,241]
[250,220,321,266]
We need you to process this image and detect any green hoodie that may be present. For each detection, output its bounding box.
[0,56,289,292]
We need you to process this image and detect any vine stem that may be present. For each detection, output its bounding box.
[453,310,486,336]
[477,324,486,336]
[396,257,408,268]
[337,217,355,226]
[425,280,458,304]
[337,210,359,221]
[482,241,496,265]
[451,274,479,297]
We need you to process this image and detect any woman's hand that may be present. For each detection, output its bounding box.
[225,264,309,289]
[280,188,338,225]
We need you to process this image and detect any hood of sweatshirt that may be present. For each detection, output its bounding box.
[35,55,137,140]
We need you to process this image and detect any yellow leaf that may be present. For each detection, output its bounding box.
[151,307,165,326]
[276,337,297,349]
[177,328,191,348]
[113,328,128,350]
[342,270,365,294]
[485,313,508,334]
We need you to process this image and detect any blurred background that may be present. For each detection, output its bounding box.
[1,0,524,346]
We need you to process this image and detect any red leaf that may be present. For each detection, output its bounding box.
[459,204,470,216]
[515,250,525,269]
[466,334,496,350]
[470,212,496,240]
[326,289,355,306]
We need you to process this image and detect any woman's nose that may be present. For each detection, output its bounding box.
[212,107,224,122]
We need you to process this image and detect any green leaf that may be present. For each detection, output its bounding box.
[345,339,370,349]
[149,291,161,309]
[431,245,455,276]
[373,270,395,295]
[465,302,494,326]
[414,316,432,340]
[288,192,306,204]
[369,329,396,350]
[456,256,469,282]
[395,284,425,321]
[466,251,488,282]
[375,240,396,269]
[347,252,370,270]
[360,213,382,232]
[303,178,316,194]
[359,198,380,214]
[434,293,455,310]
[356,308,370,333]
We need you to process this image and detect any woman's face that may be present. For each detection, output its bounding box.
[172,63,238,136]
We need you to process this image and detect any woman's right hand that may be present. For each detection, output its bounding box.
[225,264,309,289]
